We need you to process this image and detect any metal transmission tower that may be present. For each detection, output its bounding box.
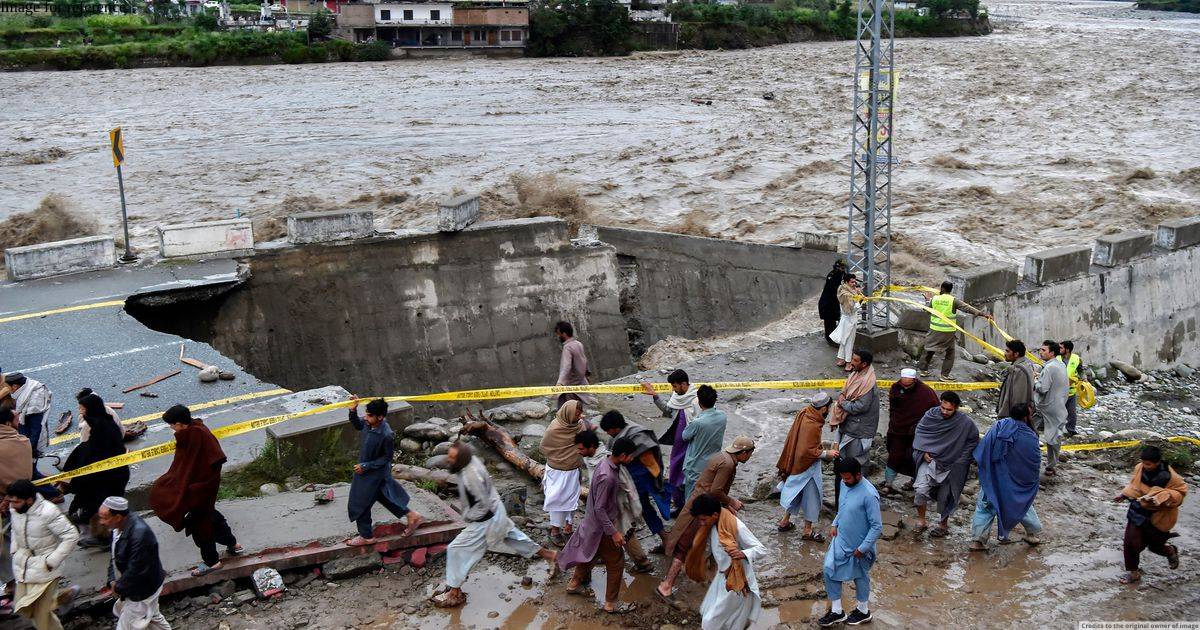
[846,0,895,331]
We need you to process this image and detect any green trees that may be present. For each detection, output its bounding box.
[307,9,332,40]
[528,0,632,56]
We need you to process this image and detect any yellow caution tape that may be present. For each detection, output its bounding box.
[37,378,999,485]
[0,300,125,325]
[49,388,293,446]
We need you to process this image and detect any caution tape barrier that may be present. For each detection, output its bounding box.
[36,378,999,486]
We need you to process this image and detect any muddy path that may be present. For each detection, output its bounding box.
[4,0,1199,281]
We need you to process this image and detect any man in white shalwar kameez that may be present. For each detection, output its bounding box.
[687,494,768,630]
[433,442,558,608]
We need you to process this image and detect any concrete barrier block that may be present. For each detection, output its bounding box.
[287,210,375,244]
[794,232,841,252]
[1155,217,1200,251]
[4,235,115,281]
[1022,245,1092,286]
[438,194,480,232]
[158,218,253,258]
[950,263,1018,303]
[1092,230,1153,267]
[267,400,413,465]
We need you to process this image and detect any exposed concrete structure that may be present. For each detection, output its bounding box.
[287,209,375,244]
[438,193,480,232]
[1156,216,1200,251]
[268,399,414,465]
[592,225,835,356]
[793,231,841,252]
[951,263,1019,304]
[3,235,115,281]
[158,218,254,258]
[1022,244,1092,286]
[1093,230,1153,267]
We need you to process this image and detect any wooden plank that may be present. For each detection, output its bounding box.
[180,357,209,369]
[122,369,181,393]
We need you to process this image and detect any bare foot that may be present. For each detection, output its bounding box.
[402,513,425,537]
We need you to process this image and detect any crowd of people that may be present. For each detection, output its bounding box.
[0,302,1190,629]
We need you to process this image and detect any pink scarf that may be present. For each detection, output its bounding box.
[830,365,876,427]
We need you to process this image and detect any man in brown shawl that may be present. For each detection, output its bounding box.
[149,405,242,576]
[655,436,755,602]
[883,368,939,496]
[540,400,591,546]
[775,393,837,539]
[1114,445,1188,584]
[996,339,1035,420]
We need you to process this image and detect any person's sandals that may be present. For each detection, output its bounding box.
[929,526,950,538]
[801,531,826,543]
[345,535,376,547]
[968,540,986,552]
[1166,544,1180,569]
[777,522,796,532]
[433,591,467,608]
[191,563,221,577]
[225,544,244,557]
[913,523,928,534]
[631,561,655,574]
[549,531,567,547]
[601,602,636,615]
[566,584,595,598]
[1044,468,1057,477]
[1119,571,1141,584]
[402,514,425,537]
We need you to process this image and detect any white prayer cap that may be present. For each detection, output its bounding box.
[810,392,832,407]
[102,496,129,512]
[900,368,918,379]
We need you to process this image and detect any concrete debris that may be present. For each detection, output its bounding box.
[198,365,220,383]
[259,483,281,496]
[403,422,450,442]
[218,370,236,380]
[1109,360,1143,382]
[399,438,423,454]
[211,580,236,599]
[437,193,480,232]
[322,552,383,581]
[251,568,286,598]
[232,590,257,606]
[520,423,547,441]
[315,488,335,504]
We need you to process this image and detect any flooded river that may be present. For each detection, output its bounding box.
[1,0,1198,277]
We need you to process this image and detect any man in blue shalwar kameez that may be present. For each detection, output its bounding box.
[345,397,424,546]
[820,457,882,627]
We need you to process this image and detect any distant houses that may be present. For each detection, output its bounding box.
[314,1,528,52]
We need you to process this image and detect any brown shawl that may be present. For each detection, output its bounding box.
[830,365,876,427]
[1121,463,1189,532]
[540,400,583,471]
[149,421,227,532]
[685,508,749,594]
[776,405,826,476]
[888,379,939,436]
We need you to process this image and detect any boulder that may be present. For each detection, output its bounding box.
[403,422,450,442]
[259,483,281,496]
[520,424,547,441]
[425,417,449,427]
[1097,430,1115,441]
[425,454,451,470]
[322,553,382,580]
[514,401,552,419]
[1109,361,1143,382]
[445,423,463,436]
[398,438,422,454]
[1175,364,1196,379]
[432,441,453,456]
[198,366,220,383]
[218,371,236,381]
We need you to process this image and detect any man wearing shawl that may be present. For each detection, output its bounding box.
[970,403,1043,550]
[643,369,700,513]
[996,340,1035,420]
[434,442,557,608]
[1034,340,1069,477]
[829,275,861,368]
[60,391,129,548]
[681,385,726,502]
[599,410,670,554]
[830,350,879,508]
[884,368,938,495]
[580,430,654,573]
[554,321,597,410]
[4,373,50,456]
[686,494,767,630]
[343,397,423,546]
[818,259,847,346]
[149,404,243,576]
[557,437,637,615]
[656,436,756,601]
[911,391,979,537]
[819,458,882,627]
[1114,445,1188,584]
[775,393,837,539]
[540,399,590,546]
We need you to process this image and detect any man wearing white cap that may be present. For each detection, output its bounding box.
[883,369,939,496]
[98,496,170,630]
[775,393,838,540]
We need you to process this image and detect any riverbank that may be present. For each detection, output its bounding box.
[1135,0,1199,11]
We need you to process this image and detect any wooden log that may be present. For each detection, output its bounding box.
[460,416,546,481]
[391,464,456,487]
[123,369,181,393]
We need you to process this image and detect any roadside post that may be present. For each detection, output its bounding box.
[110,126,137,263]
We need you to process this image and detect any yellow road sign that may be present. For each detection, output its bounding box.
[109,126,124,167]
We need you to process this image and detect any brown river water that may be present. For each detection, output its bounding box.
[3,0,1199,277]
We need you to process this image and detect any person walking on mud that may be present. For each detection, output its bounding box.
[643,369,701,515]
[540,399,589,547]
[911,392,979,537]
[1034,340,1069,477]
[775,393,837,540]
[819,458,881,628]
[917,281,992,382]
[829,350,878,509]
[883,368,938,496]
[1114,445,1187,584]
[818,259,847,346]
[970,403,1044,550]
[343,397,423,546]
[554,321,596,411]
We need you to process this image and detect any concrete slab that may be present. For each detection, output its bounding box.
[1156,216,1200,251]
[1093,230,1153,267]
[267,399,413,466]
[793,231,841,252]
[853,327,900,354]
[58,484,463,601]
[287,210,374,244]
[438,194,480,232]
[1022,244,1092,285]
[951,263,1019,303]
[4,235,115,281]
[158,218,254,258]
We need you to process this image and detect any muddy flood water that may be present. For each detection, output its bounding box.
[3,0,1199,277]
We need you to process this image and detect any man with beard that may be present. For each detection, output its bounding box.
[433,442,557,608]
[819,458,882,627]
[1115,445,1188,584]
[995,340,1035,420]
[775,393,838,539]
[883,368,938,496]
[598,410,670,555]
[912,391,980,537]
[1034,340,1069,477]
[6,479,77,630]
[642,369,700,514]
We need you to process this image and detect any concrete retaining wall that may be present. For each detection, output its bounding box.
[158,218,254,258]
[3,235,115,281]
[593,225,836,356]
[953,216,1200,370]
[287,210,375,244]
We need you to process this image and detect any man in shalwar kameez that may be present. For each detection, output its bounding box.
[433,442,557,608]
[775,393,838,539]
[911,391,980,537]
[642,369,701,515]
[345,397,423,546]
[686,494,768,630]
[819,458,882,627]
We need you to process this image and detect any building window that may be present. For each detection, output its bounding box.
[379,8,390,19]
[512,29,522,41]
[429,9,440,20]
[475,29,486,42]
[403,9,413,19]
[501,30,510,41]
[451,30,462,42]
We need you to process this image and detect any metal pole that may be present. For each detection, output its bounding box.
[117,164,137,263]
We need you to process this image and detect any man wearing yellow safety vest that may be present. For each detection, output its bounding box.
[1060,340,1084,438]
[919,282,993,382]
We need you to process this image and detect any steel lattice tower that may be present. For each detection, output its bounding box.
[846,0,895,330]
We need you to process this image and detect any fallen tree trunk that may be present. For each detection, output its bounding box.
[460,413,590,499]
[391,464,456,487]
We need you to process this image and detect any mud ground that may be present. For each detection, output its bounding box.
[63,331,1200,629]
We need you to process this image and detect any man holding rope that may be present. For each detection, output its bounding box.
[918,282,993,382]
